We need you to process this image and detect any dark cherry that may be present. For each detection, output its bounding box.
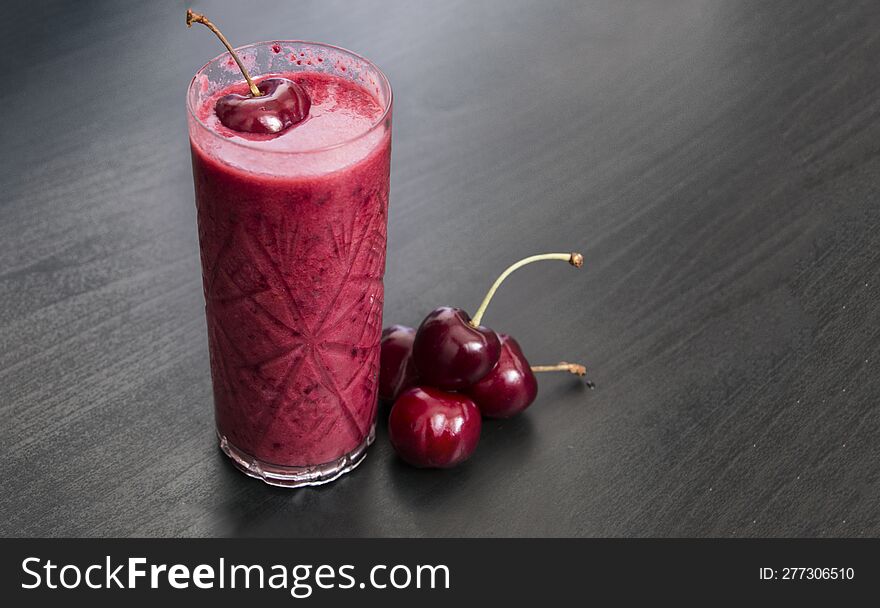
[379,325,419,401]
[466,334,538,419]
[388,386,482,468]
[215,78,310,134]
[187,10,310,135]
[410,253,583,392]
[411,307,501,391]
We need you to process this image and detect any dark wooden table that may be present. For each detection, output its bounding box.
[1,0,878,537]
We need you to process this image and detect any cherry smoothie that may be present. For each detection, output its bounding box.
[187,42,392,486]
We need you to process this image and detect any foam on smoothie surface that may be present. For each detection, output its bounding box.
[199,72,384,153]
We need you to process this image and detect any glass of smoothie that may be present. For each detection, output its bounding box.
[187,34,392,487]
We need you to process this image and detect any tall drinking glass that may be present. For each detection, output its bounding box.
[187,41,392,487]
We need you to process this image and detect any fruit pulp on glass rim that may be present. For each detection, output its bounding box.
[190,71,391,466]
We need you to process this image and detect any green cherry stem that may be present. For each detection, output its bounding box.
[470,252,584,327]
[186,9,262,97]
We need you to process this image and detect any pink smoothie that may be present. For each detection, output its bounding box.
[190,70,391,468]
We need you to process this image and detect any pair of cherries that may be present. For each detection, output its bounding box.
[188,10,310,135]
[380,253,589,469]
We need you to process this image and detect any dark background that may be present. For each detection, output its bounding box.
[1,0,878,537]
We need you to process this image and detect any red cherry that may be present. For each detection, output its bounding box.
[379,325,419,401]
[411,307,501,391]
[215,78,310,134]
[388,387,482,468]
[410,253,583,392]
[466,335,538,419]
[187,11,310,135]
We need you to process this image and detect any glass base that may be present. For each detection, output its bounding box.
[218,424,375,488]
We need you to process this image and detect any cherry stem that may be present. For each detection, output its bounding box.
[470,252,583,327]
[531,362,587,376]
[187,9,262,97]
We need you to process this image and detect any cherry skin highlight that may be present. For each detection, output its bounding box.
[379,325,419,401]
[466,334,538,419]
[215,77,311,134]
[411,307,501,391]
[388,386,482,468]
